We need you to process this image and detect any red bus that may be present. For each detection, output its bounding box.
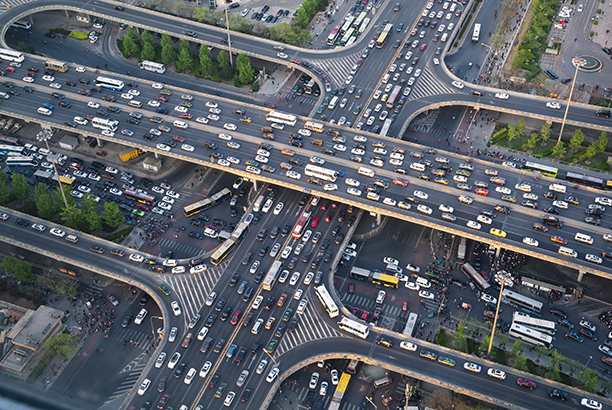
[461,263,490,292]
[385,85,401,109]
[0,135,20,145]
[326,24,342,46]
[123,189,156,204]
[292,211,311,238]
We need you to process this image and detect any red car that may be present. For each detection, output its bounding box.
[157,393,170,409]
[70,162,83,171]
[361,311,369,321]
[136,203,149,211]
[331,201,338,208]
[156,95,168,102]
[277,294,287,307]
[393,178,408,187]
[25,72,36,77]
[517,378,536,389]
[82,114,94,120]
[172,135,185,143]
[320,202,328,211]
[402,302,408,311]
[230,310,242,325]
[348,282,355,294]
[420,44,427,51]
[551,236,568,244]
[181,332,193,348]
[475,188,489,196]
[6,67,15,73]
[311,216,320,228]
[324,213,333,223]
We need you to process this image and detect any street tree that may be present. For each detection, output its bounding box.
[569,128,584,149]
[161,43,176,66]
[577,368,599,393]
[176,41,193,72]
[141,42,156,62]
[61,205,85,230]
[236,53,255,84]
[217,50,233,80]
[510,339,523,356]
[11,173,30,202]
[525,132,538,149]
[540,122,551,142]
[507,124,518,142]
[598,131,608,152]
[141,30,153,45]
[14,261,33,282]
[517,118,525,135]
[83,194,102,233]
[173,1,190,17]
[562,357,582,377]
[534,345,548,362]
[552,141,565,158]
[584,143,599,159]
[160,33,173,49]
[453,322,466,351]
[122,29,139,57]
[54,184,76,209]
[0,169,9,185]
[101,202,124,230]
[513,353,528,371]
[199,43,213,75]
[0,179,9,205]
[44,332,79,360]
[0,256,18,274]
[49,275,78,299]
[35,183,58,221]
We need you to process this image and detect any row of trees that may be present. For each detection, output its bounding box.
[295,0,330,28]
[0,256,33,282]
[0,169,124,234]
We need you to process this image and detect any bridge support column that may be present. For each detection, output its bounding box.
[376,213,382,226]
[95,137,104,148]
[154,152,159,159]
[253,180,258,191]
[65,10,70,19]
[577,270,586,282]
[495,247,500,259]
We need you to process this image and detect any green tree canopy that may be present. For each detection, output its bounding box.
[141,29,153,45]
[0,175,10,205]
[236,53,255,84]
[199,44,213,75]
[217,50,233,80]
[569,128,584,149]
[507,124,518,142]
[598,131,608,152]
[552,141,565,158]
[122,29,139,58]
[540,122,550,142]
[11,173,30,202]
[160,33,173,48]
[517,118,525,135]
[35,183,58,221]
[141,42,156,62]
[176,41,193,72]
[101,202,124,231]
[161,43,176,66]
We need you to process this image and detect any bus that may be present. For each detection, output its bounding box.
[304,121,324,133]
[0,48,24,62]
[0,136,20,145]
[358,18,371,35]
[55,175,75,186]
[461,263,490,292]
[183,188,232,217]
[327,24,342,46]
[403,312,418,337]
[0,145,25,154]
[338,316,370,339]
[565,171,605,189]
[329,373,352,410]
[341,16,355,35]
[265,111,297,127]
[472,23,481,42]
[210,239,236,265]
[385,85,402,109]
[11,20,31,30]
[92,117,119,132]
[230,221,250,244]
[304,79,316,95]
[379,119,393,137]
[502,289,543,315]
[353,12,367,29]
[521,161,558,178]
[292,211,312,238]
[305,165,338,182]
[262,261,283,291]
[346,37,357,47]
[509,323,552,348]
[139,60,166,74]
[95,76,125,91]
[123,188,156,204]
[512,312,556,335]
[252,195,265,213]
[376,24,393,48]
[34,170,53,181]
[457,237,467,261]
[5,156,37,167]
[315,285,339,318]
[44,61,68,73]
[340,28,355,45]
[371,272,399,289]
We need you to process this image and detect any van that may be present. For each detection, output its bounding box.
[367,192,380,201]
[163,259,177,267]
[261,127,273,133]
[558,246,577,258]
[382,74,390,84]
[204,228,218,238]
[173,120,188,129]
[575,232,593,245]
[358,167,375,177]
[416,277,431,288]
[549,184,567,193]
[586,254,603,264]
[65,234,79,243]
[328,96,339,110]
[38,148,50,156]
[251,318,264,334]
[386,264,403,275]
[410,162,426,172]
[542,215,563,228]
[376,290,386,304]
[128,100,143,108]
[37,107,52,116]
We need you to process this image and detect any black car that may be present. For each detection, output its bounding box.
[281,224,291,236]
[543,191,557,200]
[174,363,186,378]
[79,78,90,84]
[242,253,253,265]
[259,246,269,257]
[585,216,600,225]
[548,389,569,400]
[544,206,559,214]
[298,196,309,207]
[78,89,91,96]
[23,86,34,93]
[121,314,133,328]
[220,307,232,321]
[254,271,265,283]
[579,328,598,340]
[229,274,240,287]
[264,297,275,310]
[189,232,203,240]
[586,208,603,218]
[549,308,567,318]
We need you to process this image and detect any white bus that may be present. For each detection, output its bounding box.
[262,261,283,291]
[139,60,166,74]
[340,28,355,45]
[305,165,338,182]
[5,156,37,167]
[502,289,543,315]
[315,285,339,318]
[11,20,32,30]
[338,316,369,339]
[403,312,418,337]
[512,312,556,335]
[265,111,297,127]
[358,18,370,35]
[379,119,393,137]
[509,323,552,348]
[0,145,25,154]
[0,48,24,62]
[95,76,125,91]
[92,118,119,132]
[472,23,481,42]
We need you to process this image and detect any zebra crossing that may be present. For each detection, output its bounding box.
[342,293,403,317]
[0,0,34,14]
[110,327,153,350]
[309,53,362,88]
[157,237,207,259]
[272,295,346,358]
[407,67,457,102]
[162,260,228,319]
[103,352,149,406]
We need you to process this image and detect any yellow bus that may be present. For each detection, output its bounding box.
[304,121,324,133]
[44,60,69,73]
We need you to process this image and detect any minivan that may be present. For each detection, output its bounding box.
[386,264,403,275]
[376,290,386,305]
[358,167,375,177]
[596,109,611,118]
[37,107,52,116]
[558,246,577,258]
[65,234,79,243]
[251,318,264,334]
[575,232,593,245]
[382,74,391,84]
[416,277,431,288]
[410,163,426,172]
[128,100,143,108]
[549,184,567,193]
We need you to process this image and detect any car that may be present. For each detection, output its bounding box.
[452,80,464,89]
[581,398,603,409]
[487,368,506,380]
[495,93,509,99]
[171,301,181,316]
[463,362,482,373]
[517,378,536,389]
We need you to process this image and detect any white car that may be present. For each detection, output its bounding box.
[476,215,492,225]
[252,295,264,309]
[227,156,240,164]
[523,237,539,247]
[87,101,100,109]
[148,100,160,107]
[319,381,328,396]
[523,193,538,200]
[196,116,209,124]
[210,108,221,114]
[417,204,432,214]
[223,123,237,131]
[152,83,164,90]
[496,186,511,194]
[467,220,481,230]
[137,379,151,395]
[89,36,98,43]
[346,178,360,187]
[171,301,181,316]
[273,203,284,215]
[75,66,86,73]
[49,82,62,89]
[400,341,418,351]
[439,204,453,213]
[383,257,399,266]
[552,200,568,209]
[406,264,420,273]
[181,144,194,152]
[128,89,140,96]
[487,368,506,380]
[580,320,596,332]
[267,367,280,383]
[156,144,171,151]
[546,101,561,109]
[255,154,267,163]
[174,105,188,113]
[23,76,33,83]
[347,188,362,196]
[282,246,292,259]
[414,190,428,200]
[121,93,134,100]
[218,133,232,141]
[495,93,509,99]
[168,327,178,343]
[581,399,602,410]
[458,195,473,204]
[277,52,288,59]
[419,290,435,299]
[309,372,320,389]
[345,75,353,84]
[514,183,531,192]
[42,75,54,82]
[406,282,420,291]
[50,228,65,237]
[333,144,346,152]
[158,202,172,211]
[199,361,212,378]
[289,271,301,286]
[155,352,166,368]
[324,183,338,191]
[452,80,464,89]
[228,141,241,150]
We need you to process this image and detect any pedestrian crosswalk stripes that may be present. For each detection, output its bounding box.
[341,293,403,317]
[111,328,153,351]
[0,0,35,13]
[308,53,362,88]
[407,67,457,102]
[158,237,206,258]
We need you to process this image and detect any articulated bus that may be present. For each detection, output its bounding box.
[11,20,31,30]
[327,24,342,46]
[92,117,119,132]
[403,312,419,337]
[565,171,605,189]
[292,211,312,238]
[95,76,125,91]
[304,121,324,133]
[262,261,283,291]
[44,61,68,73]
[338,316,369,339]
[315,285,339,318]
[183,187,232,217]
[472,23,481,42]
[0,48,24,62]
[0,145,25,154]
[123,189,156,204]
[265,111,297,126]
[461,262,491,292]
[385,85,402,109]
[521,161,558,178]
[139,60,166,74]
[376,24,393,48]
[328,372,352,410]
[502,289,543,315]
[512,312,556,335]
[210,239,236,265]
[230,221,250,244]
[509,323,552,348]
[379,119,393,137]
[304,165,338,182]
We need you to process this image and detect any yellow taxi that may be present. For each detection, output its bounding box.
[490,228,506,238]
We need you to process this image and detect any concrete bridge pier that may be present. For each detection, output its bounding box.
[577,270,586,282]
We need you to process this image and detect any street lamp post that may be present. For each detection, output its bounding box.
[36,130,68,208]
[486,278,505,359]
[224,2,233,66]
[584,355,593,369]
[557,57,587,143]
[149,315,164,342]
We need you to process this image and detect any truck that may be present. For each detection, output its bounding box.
[119,148,143,162]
